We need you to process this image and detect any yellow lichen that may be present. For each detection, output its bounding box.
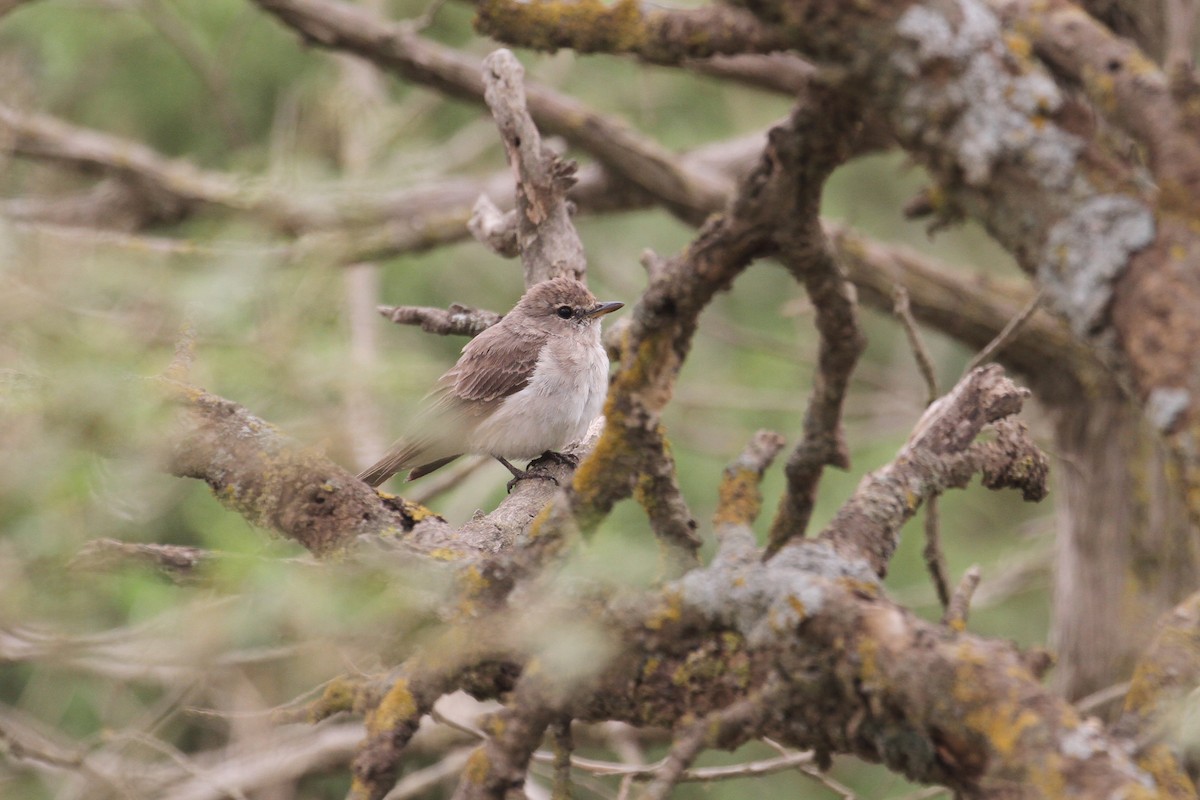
[1003,31,1032,60]
[464,749,491,785]
[713,467,761,527]
[645,589,683,630]
[367,678,417,737]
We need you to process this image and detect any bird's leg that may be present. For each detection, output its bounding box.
[495,456,559,493]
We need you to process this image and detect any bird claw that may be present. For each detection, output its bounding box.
[506,470,560,493]
[534,450,579,469]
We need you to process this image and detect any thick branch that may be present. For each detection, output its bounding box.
[991,0,1200,213]
[165,380,443,557]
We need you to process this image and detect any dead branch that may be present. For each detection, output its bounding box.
[813,366,1048,576]
[481,49,586,286]
[377,303,502,337]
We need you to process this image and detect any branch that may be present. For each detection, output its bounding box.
[812,366,1048,576]
[714,430,787,536]
[70,539,213,582]
[164,380,444,557]
[377,303,502,337]
[574,94,864,535]
[1118,591,1200,751]
[989,0,1200,213]
[473,0,789,64]
[250,0,732,223]
[481,49,586,285]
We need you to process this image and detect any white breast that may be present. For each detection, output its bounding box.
[468,329,609,460]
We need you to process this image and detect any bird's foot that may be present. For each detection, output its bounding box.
[533,450,579,469]
[495,456,560,493]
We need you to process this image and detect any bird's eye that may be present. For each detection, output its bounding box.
[556,305,573,319]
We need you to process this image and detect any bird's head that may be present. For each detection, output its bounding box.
[515,276,623,331]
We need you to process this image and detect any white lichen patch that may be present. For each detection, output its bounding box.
[678,540,881,647]
[1038,195,1155,335]
[893,0,1079,188]
[1146,387,1191,432]
[1060,717,1155,788]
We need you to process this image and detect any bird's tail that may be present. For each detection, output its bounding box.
[357,441,463,486]
[357,440,423,487]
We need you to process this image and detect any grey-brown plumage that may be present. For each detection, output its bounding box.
[358,277,623,487]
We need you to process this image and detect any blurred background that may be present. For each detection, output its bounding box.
[0,1,1049,797]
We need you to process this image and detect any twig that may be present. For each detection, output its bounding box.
[468,194,519,258]
[551,720,573,800]
[529,748,816,783]
[714,430,786,559]
[898,283,951,609]
[1074,681,1131,715]
[922,497,951,611]
[636,696,767,800]
[382,747,473,800]
[963,288,1044,375]
[409,0,447,31]
[634,426,702,577]
[69,539,210,582]
[376,302,502,337]
[894,284,939,405]
[942,565,982,632]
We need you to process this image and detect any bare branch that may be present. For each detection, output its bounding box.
[942,565,982,632]
[714,430,787,538]
[468,195,519,258]
[893,285,939,406]
[637,696,769,800]
[377,303,502,337]
[922,498,951,611]
[963,289,1045,375]
[481,49,585,285]
[760,90,865,555]
[634,425,701,577]
[69,539,212,582]
[813,366,1047,576]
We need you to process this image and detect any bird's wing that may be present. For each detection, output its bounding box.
[357,323,544,486]
[442,322,544,408]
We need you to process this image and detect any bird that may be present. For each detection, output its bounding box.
[358,276,624,488]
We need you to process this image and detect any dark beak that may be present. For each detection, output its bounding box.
[584,301,624,318]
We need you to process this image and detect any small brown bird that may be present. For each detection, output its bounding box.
[358,277,624,487]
